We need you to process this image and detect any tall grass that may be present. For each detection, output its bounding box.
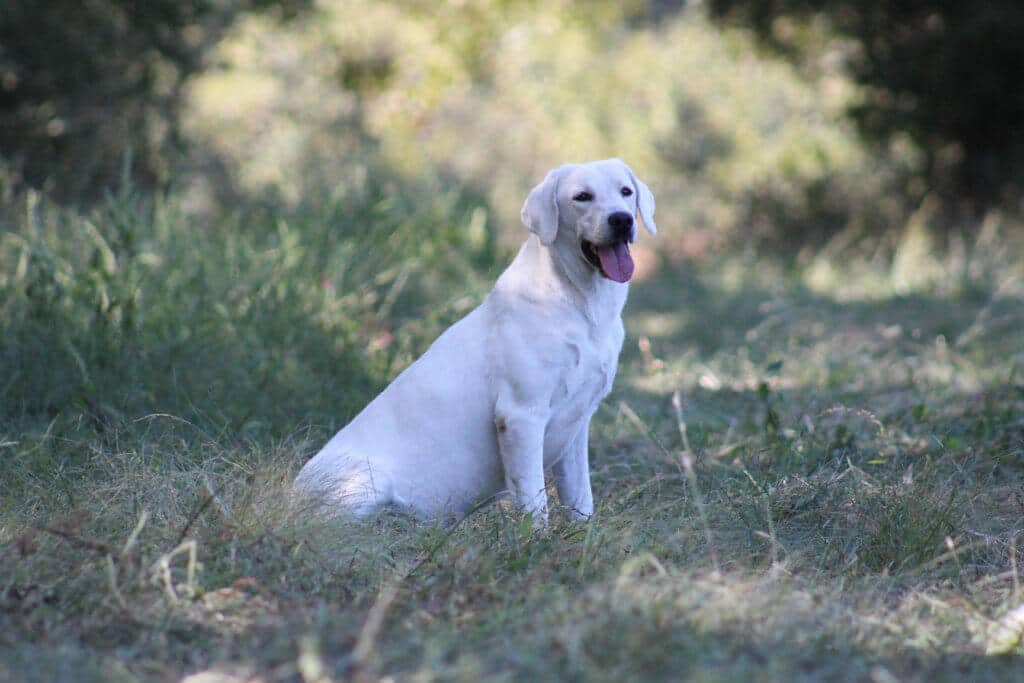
[2,178,1022,680]
[1,178,499,440]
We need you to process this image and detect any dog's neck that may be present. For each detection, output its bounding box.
[499,235,627,327]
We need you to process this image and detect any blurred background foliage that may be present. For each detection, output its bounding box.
[0,0,313,202]
[2,0,1022,433]
[708,0,1024,209]
[10,0,1022,251]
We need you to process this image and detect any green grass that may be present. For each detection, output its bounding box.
[2,187,1024,682]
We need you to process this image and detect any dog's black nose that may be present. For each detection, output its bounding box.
[608,212,634,241]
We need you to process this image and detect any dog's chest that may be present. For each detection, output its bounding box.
[549,322,622,428]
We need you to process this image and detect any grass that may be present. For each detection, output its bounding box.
[2,186,1024,682]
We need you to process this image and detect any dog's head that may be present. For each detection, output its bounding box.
[520,159,657,283]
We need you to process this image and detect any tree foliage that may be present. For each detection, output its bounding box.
[0,0,308,201]
[708,1,1024,205]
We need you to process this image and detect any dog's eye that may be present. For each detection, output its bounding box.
[573,191,594,202]
[621,187,633,197]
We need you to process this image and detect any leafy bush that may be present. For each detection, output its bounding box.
[708,0,1024,207]
[181,2,908,252]
[0,0,310,201]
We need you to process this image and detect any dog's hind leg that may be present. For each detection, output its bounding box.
[294,457,395,517]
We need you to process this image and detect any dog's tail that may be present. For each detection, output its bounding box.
[293,456,395,517]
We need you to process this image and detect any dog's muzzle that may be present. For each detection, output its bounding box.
[581,212,635,283]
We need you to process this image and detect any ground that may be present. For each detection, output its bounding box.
[3,215,1023,682]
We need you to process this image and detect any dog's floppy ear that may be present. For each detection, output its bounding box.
[629,170,657,236]
[521,167,564,246]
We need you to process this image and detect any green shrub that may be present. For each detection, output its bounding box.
[0,0,311,201]
[709,1,1024,207]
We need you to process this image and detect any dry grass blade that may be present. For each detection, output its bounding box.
[348,578,403,683]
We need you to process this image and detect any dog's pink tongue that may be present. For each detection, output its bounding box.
[597,242,634,283]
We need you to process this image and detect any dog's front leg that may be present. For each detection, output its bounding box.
[553,423,594,521]
[494,407,548,526]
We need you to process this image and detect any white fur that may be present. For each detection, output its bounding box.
[293,159,656,523]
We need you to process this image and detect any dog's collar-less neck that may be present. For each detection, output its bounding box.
[536,235,627,327]
[496,235,627,330]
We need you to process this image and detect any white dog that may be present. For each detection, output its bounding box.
[294,159,656,523]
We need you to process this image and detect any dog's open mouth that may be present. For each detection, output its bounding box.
[581,239,635,283]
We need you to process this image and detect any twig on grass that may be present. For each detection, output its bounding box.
[174,488,214,548]
[34,515,142,614]
[31,524,111,555]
